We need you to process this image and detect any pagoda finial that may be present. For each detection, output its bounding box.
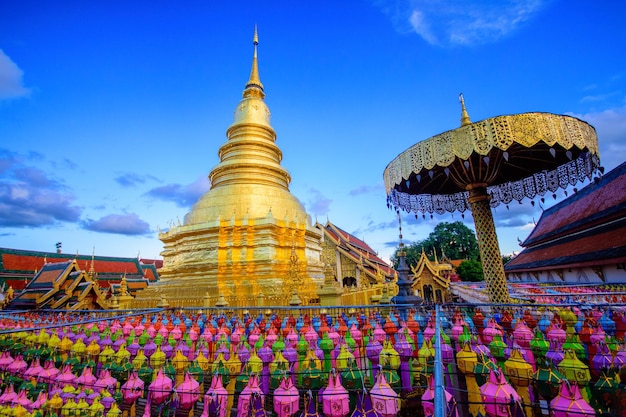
[244,25,264,97]
[459,93,471,126]
[397,211,404,250]
[89,247,95,277]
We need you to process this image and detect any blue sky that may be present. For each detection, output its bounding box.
[1,1,625,263]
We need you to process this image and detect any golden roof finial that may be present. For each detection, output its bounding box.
[244,25,264,97]
[89,247,95,277]
[459,93,471,126]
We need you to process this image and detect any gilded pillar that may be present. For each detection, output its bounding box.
[467,184,510,304]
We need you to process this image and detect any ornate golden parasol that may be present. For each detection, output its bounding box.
[383,96,601,303]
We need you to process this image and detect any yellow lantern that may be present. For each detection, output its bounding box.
[504,347,534,416]
[558,349,591,402]
[456,341,484,417]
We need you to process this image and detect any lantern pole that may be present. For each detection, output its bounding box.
[434,304,446,417]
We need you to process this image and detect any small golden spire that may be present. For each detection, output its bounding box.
[244,25,264,97]
[89,248,95,278]
[459,93,471,126]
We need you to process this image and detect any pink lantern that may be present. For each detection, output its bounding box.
[38,360,60,384]
[122,322,134,337]
[322,371,350,417]
[0,351,13,370]
[370,369,400,417]
[121,371,145,404]
[421,375,458,417]
[238,374,264,417]
[11,389,32,410]
[0,384,16,405]
[286,328,298,348]
[23,357,44,379]
[76,366,97,388]
[550,380,595,417]
[171,326,182,341]
[56,364,78,388]
[451,317,466,342]
[202,374,228,417]
[512,321,533,348]
[273,376,299,417]
[547,323,566,345]
[6,354,27,375]
[146,324,157,338]
[479,369,520,417]
[373,323,386,344]
[30,391,48,412]
[149,368,173,405]
[482,319,502,344]
[94,369,117,392]
[176,371,200,410]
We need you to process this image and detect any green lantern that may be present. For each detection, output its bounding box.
[137,364,153,385]
[235,364,252,393]
[562,335,586,361]
[474,353,498,387]
[488,334,507,364]
[301,358,322,390]
[530,328,550,360]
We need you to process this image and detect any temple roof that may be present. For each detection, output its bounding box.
[320,221,395,277]
[505,161,626,272]
[7,260,109,310]
[0,247,159,291]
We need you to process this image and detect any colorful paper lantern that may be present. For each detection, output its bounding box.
[550,380,595,417]
[370,370,399,417]
[322,371,350,417]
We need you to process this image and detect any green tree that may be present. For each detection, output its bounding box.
[456,260,484,282]
[421,221,479,261]
[391,221,479,268]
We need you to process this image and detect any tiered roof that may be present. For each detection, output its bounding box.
[320,221,395,281]
[505,161,626,272]
[0,248,158,292]
[7,260,109,310]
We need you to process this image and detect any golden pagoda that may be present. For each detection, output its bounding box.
[141,28,324,307]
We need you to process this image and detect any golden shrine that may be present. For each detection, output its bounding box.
[410,250,454,303]
[134,29,327,308]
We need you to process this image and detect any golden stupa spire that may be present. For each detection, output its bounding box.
[459,93,471,126]
[244,25,264,97]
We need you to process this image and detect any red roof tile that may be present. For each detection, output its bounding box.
[523,162,626,246]
[505,163,626,272]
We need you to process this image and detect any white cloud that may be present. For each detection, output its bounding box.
[307,188,332,217]
[408,9,437,45]
[377,0,547,46]
[0,49,30,100]
[82,213,151,235]
[568,105,626,172]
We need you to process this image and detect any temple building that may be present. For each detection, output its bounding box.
[7,259,111,310]
[316,220,396,305]
[0,247,158,295]
[409,250,458,303]
[139,30,325,307]
[505,161,626,284]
